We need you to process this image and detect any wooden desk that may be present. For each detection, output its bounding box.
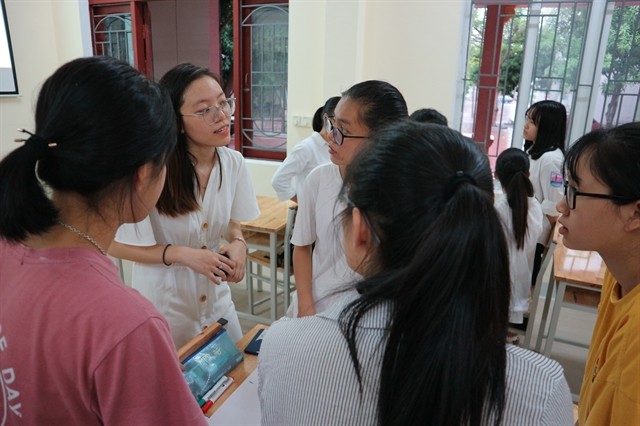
[540,239,604,355]
[205,324,267,417]
[240,196,296,322]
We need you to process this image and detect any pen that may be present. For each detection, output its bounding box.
[202,375,229,401]
[208,376,234,403]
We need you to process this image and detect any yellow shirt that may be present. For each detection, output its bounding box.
[579,269,640,425]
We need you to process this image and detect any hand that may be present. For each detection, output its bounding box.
[181,247,235,284]
[220,240,247,283]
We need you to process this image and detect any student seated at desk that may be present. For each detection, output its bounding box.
[557,122,640,425]
[0,57,206,425]
[259,122,573,425]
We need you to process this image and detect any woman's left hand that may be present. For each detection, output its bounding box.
[220,239,247,282]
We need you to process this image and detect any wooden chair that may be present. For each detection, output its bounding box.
[243,205,297,323]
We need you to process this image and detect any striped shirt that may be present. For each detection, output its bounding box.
[259,295,573,425]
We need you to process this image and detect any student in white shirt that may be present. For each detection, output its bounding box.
[523,100,567,285]
[289,80,408,317]
[271,96,340,201]
[110,64,259,347]
[495,148,543,342]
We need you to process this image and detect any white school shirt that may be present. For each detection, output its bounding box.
[271,131,330,201]
[529,148,564,244]
[115,147,260,348]
[495,196,544,323]
[289,162,360,316]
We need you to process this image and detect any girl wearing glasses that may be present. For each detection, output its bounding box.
[557,122,640,425]
[523,100,567,286]
[259,122,573,425]
[0,57,207,424]
[495,148,543,342]
[271,96,340,202]
[289,80,408,317]
[111,63,259,347]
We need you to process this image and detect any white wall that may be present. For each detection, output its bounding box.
[248,0,467,195]
[0,0,88,159]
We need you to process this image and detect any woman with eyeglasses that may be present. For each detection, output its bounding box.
[557,122,640,425]
[271,96,340,202]
[0,57,207,424]
[110,63,259,347]
[288,80,408,317]
[523,100,567,286]
[259,121,573,425]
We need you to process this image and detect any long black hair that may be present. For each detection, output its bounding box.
[338,121,510,426]
[0,56,176,241]
[496,148,535,249]
[342,80,408,130]
[564,122,640,202]
[524,100,567,159]
[156,63,225,216]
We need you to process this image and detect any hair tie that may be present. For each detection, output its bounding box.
[14,128,57,159]
[445,170,476,199]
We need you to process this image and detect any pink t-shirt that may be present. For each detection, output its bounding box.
[0,241,207,426]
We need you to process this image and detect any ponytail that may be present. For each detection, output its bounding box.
[0,134,58,241]
[339,122,510,426]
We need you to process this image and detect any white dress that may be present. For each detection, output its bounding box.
[271,131,330,201]
[115,147,260,348]
[495,196,544,323]
[529,148,564,244]
[288,163,360,316]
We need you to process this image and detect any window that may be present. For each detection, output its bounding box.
[234,1,289,160]
[460,0,640,169]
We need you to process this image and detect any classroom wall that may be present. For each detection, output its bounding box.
[250,0,466,195]
[0,0,466,198]
[0,0,89,160]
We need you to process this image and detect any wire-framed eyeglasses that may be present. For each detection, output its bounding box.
[181,98,236,125]
[324,115,368,146]
[564,183,635,210]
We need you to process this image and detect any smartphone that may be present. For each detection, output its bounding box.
[244,329,265,355]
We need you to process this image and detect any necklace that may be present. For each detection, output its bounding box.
[58,221,107,256]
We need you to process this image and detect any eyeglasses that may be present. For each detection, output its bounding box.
[564,183,635,210]
[181,98,236,125]
[324,116,368,146]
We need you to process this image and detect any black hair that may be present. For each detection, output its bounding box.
[311,106,324,132]
[496,148,535,250]
[565,122,640,203]
[524,100,567,160]
[341,80,409,131]
[0,56,176,241]
[156,63,225,216]
[323,96,341,117]
[410,108,448,126]
[338,121,510,426]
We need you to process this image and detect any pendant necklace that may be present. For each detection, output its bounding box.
[58,221,107,256]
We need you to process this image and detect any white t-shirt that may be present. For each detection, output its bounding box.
[289,163,360,316]
[115,147,260,348]
[271,132,330,201]
[529,148,564,244]
[495,196,544,323]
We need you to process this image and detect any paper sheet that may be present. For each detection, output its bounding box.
[208,370,261,425]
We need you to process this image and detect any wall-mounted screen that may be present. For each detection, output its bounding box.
[0,0,18,95]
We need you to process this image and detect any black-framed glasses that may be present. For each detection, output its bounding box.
[564,183,635,210]
[181,98,236,125]
[324,115,368,146]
